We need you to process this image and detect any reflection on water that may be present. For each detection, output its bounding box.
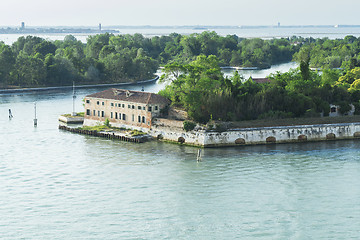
[1,71,360,239]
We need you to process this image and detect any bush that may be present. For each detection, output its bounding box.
[304,109,320,118]
[130,130,145,136]
[338,101,352,115]
[104,118,110,127]
[183,121,196,131]
[215,123,227,132]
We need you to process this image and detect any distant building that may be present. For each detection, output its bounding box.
[21,22,25,30]
[278,22,280,27]
[83,88,170,131]
[98,23,102,32]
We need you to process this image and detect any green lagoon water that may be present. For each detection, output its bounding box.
[1,69,360,239]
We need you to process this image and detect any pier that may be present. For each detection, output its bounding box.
[58,125,149,143]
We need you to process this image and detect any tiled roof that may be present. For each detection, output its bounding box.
[86,88,170,105]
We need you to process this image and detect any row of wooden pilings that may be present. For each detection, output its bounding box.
[58,125,144,143]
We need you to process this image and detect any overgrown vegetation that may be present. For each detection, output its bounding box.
[79,123,145,137]
[62,112,84,118]
[183,120,196,131]
[159,54,360,123]
[129,130,146,136]
[0,32,299,88]
[293,35,360,69]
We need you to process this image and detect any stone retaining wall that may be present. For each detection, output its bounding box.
[151,122,360,147]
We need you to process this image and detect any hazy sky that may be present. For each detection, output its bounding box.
[1,0,360,27]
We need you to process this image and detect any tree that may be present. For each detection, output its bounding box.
[0,44,15,86]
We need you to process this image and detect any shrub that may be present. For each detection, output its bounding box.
[183,121,196,131]
[338,101,352,115]
[104,118,110,127]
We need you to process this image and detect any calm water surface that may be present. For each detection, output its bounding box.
[1,73,360,239]
[1,26,360,44]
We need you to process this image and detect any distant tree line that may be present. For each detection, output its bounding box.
[293,35,360,69]
[159,55,360,123]
[2,32,360,90]
[0,32,300,88]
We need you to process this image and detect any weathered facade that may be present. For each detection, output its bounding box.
[151,119,360,147]
[83,88,170,131]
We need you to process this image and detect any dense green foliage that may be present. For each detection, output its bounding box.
[159,55,360,123]
[183,121,196,131]
[293,35,360,69]
[0,32,298,88]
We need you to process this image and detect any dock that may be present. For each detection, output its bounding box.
[58,125,150,143]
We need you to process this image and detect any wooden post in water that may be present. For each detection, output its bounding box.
[34,102,37,127]
[197,149,202,162]
[72,81,76,116]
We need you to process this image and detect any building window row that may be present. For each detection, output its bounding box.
[87,109,148,125]
[87,99,159,113]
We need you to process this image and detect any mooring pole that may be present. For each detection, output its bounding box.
[197,148,202,162]
[34,102,37,127]
[72,81,76,116]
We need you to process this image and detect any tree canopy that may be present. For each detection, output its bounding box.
[159,55,360,123]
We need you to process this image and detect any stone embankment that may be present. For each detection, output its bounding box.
[151,119,360,147]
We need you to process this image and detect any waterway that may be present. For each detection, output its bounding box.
[1,64,360,239]
[1,26,360,44]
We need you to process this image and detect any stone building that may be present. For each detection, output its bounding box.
[83,88,170,131]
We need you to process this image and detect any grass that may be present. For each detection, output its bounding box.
[79,124,146,137]
[80,125,109,132]
[62,112,84,118]
[227,115,360,129]
[130,130,146,136]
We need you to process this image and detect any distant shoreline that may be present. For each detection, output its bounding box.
[0,76,159,94]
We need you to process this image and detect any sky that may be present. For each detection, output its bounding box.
[1,0,360,27]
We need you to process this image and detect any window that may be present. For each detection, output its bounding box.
[142,116,145,123]
[98,111,100,117]
[128,105,131,108]
[143,106,146,110]
[97,101,99,105]
[102,102,104,106]
[138,106,141,110]
[155,106,158,111]
[86,109,90,115]
[122,104,125,108]
[111,112,113,118]
[115,112,118,119]
[132,114,134,121]
[101,111,104,117]
[93,110,96,116]
[111,103,114,107]
[86,100,90,104]
[119,113,121,120]
[132,105,135,109]
[331,107,337,113]
[148,106,152,112]
[138,116,141,122]
[123,114,126,121]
